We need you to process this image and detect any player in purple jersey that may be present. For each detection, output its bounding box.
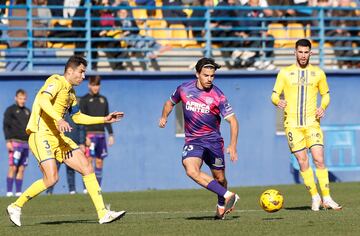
[3,89,31,197]
[159,57,240,220]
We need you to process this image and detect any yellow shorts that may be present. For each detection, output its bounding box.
[28,132,78,163]
[285,125,324,153]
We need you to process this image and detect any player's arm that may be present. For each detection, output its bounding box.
[225,114,238,162]
[159,86,181,128]
[271,70,287,109]
[159,100,175,128]
[316,70,330,119]
[3,107,14,151]
[104,97,114,146]
[71,108,124,125]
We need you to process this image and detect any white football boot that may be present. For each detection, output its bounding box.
[7,204,22,227]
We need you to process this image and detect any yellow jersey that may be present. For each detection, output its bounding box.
[26,74,104,134]
[271,64,330,128]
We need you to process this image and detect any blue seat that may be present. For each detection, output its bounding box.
[324,130,360,171]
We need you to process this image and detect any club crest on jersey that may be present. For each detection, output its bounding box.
[45,84,55,93]
[100,97,105,103]
[205,97,214,105]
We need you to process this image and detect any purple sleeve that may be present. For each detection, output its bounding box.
[170,85,182,104]
[219,94,234,118]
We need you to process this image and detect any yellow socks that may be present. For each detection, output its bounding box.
[83,173,106,219]
[315,168,330,197]
[14,179,47,208]
[300,167,319,197]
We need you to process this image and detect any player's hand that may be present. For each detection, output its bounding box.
[316,107,325,119]
[79,144,86,153]
[226,145,238,162]
[57,119,72,133]
[277,99,287,109]
[104,111,124,123]
[108,135,114,146]
[85,137,91,146]
[6,141,13,152]
[159,117,167,128]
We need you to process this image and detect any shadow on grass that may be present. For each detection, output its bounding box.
[38,219,97,225]
[262,217,284,221]
[284,206,311,211]
[185,215,240,221]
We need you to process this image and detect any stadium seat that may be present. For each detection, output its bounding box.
[287,23,306,46]
[267,23,288,48]
[169,24,191,47]
[146,19,169,45]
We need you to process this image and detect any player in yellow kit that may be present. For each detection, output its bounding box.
[6,56,126,226]
[271,39,342,211]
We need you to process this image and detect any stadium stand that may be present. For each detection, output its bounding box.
[0,1,360,71]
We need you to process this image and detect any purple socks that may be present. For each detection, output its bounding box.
[206,180,227,198]
[15,178,23,193]
[95,167,103,186]
[7,177,14,192]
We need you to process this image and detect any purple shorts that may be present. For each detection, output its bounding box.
[182,140,225,170]
[8,141,29,167]
[86,133,108,159]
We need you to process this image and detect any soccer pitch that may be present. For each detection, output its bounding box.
[1,182,359,236]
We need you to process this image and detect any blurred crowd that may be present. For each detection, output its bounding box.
[0,0,359,70]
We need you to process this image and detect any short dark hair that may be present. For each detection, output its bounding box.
[16,89,26,96]
[89,75,101,85]
[64,55,87,73]
[195,57,221,73]
[295,39,312,49]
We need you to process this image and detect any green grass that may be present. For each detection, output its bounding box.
[1,182,360,236]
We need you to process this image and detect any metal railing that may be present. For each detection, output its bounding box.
[0,2,359,71]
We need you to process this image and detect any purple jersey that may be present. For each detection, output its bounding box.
[170,80,234,143]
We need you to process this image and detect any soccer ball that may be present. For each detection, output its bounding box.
[259,189,284,213]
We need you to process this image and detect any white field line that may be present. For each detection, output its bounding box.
[19,209,263,218]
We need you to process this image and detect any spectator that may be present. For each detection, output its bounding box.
[233,0,275,69]
[211,0,241,55]
[325,0,360,68]
[162,0,189,26]
[189,0,214,45]
[33,0,52,48]
[135,0,156,17]
[73,0,125,70]
[116,7,171,61]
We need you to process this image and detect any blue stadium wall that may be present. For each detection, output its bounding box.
[0,71,359,194]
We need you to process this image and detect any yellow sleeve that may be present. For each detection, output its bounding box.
[38,93,63,122]
[320,93,330,110]
[271,69,285,106]
[71,112,105,125]
[318,70,330,109]
[318,70,330,95]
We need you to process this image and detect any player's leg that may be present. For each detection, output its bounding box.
[211,169,228,219]
[6,165,16,197]
[307,126,342,210]
[14,165,25,196]
[14,147,29,196]
[66,165,76,194]
[206,142,239,218]
[287,127,320,211]
[95,157,104,186]
[183,157,236,207]
[64,149,125,223]
[94,135,108,186]
[7,159,58,227]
